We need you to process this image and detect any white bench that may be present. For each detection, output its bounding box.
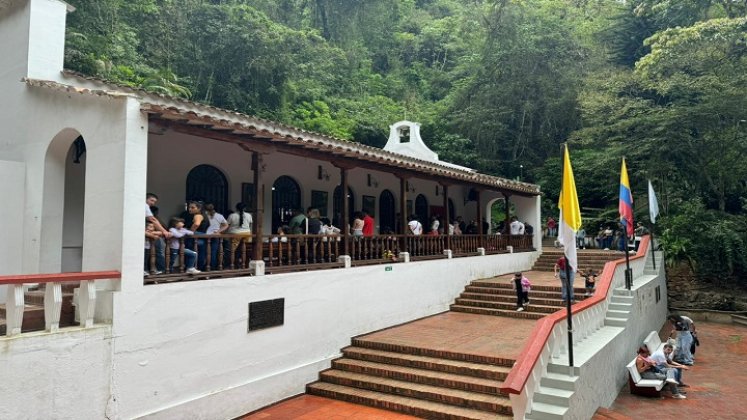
[644,330,677,355]
[626,359,665,397]
[643,331,663,354]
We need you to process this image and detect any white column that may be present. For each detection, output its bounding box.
[81,97,148,293]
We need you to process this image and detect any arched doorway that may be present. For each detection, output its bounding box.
[186,164,229,214]
[272,175,301,232]
[333,185,355,227]
[415,194,428,225]
[379,190,396,233]
[41,129,86,273]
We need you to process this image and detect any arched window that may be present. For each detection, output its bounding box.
[186,164,229,214]
[415,194,428,225]
[333,185,355,227]
[272,175,302,232]
[379,190,396,233]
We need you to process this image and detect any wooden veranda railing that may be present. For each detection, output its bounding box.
[145,233,535,281]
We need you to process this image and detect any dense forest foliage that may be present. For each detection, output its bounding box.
[64,0,747,291]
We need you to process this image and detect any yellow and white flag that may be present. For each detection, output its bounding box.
[558,144,582,271]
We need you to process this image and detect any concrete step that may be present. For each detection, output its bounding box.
[307,381,511,420]
[316,370,512,414]
[610,294,634,304]
[533,386,573,407]
[525,401,568,420]
[605,317,627,327]
[540,371,578,392]
[606,309,631,318]
[341,346,511,381]
[608,302,632,312]
[330,358,504,395]
[547,363,580,377]
[733,315,747,327]
[450,305,547,320]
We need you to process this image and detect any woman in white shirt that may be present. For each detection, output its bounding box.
[408,215,423,235]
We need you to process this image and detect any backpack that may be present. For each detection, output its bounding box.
[521,277,532,292]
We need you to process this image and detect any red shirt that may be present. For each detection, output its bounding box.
[556,257,567,270]
[362,215,374,236]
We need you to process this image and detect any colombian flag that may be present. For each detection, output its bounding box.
[619,158,634,237]
[558,144,582,271]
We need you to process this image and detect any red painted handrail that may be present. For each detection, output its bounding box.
[0,271,121,286]
[499,235,651,395]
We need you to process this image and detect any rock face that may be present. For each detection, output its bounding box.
[666,263,747,311]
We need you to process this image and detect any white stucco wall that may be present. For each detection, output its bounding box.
[111,252,538,419]
[0,326,113,420]
[568,267,668,418]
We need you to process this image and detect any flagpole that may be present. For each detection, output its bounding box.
[647,180,659,270]
[649,226,657,270]
[564,255,574,367]
[620,157,633,290]
[560,143,574,368]
[623,228,632,290]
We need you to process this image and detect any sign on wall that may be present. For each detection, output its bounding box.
[248,298,285,332]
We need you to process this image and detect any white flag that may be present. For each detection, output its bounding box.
[648,180,660,224]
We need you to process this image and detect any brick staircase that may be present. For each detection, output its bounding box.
[531,248,624,273]
[307,336,514,419]
[0,284,77,335]
[450,279,587,320]
[305,249,627,417]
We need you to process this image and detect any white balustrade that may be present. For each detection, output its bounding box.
[515,243,652,418]
[44,282,62,332]
[5,284,25,336]
[77,280,97,328]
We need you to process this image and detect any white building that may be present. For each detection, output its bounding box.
[0,1,548,418]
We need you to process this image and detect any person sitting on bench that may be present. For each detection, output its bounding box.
[636,346,686,399]
[651,343,691,388]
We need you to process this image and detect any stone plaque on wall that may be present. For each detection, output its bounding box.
[248,298,285,332]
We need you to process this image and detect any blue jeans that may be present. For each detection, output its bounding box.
[674,331,694,365]
[170,249,197,270]
[559,271,575,302]
[209,238,221,270]
[144,238,166,272]
[185,238,207,270]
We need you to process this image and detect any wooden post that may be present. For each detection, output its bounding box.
[399,177,408,252]
[341,167,350,256]
[476,189,483,248]
[442,184,450,251]
[252,152,264,262]
[504,193,511,235]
